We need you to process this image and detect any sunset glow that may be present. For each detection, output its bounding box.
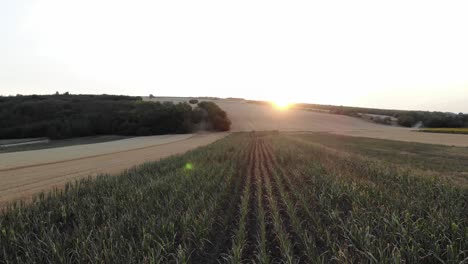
[1,1,468,112]
[272,100,292,110]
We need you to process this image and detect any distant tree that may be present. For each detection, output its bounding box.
[149,94,155,99]
[55,91,59,95]
[384,117,392,124]
[373,116,392,125]
[189,99,199,104]
[64,92,70,95]
[191,108,204,123]
[398,114,417,127]
[0,95,231,139]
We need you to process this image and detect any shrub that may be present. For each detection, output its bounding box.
[197,101,231,131]
[373,116,392,125]
[398,114,417,127]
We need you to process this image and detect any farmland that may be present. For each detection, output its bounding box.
[1,132,466,263]
[420,128,468,135]
[0,133,227,206]
[2,98,468,208]
[146,97,468,147]
[0,135,130,154]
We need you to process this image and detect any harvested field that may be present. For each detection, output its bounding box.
[216,101,468,147]
[1,132,466,263]
[0,134,192,170]
[145,97,468,147]
[0,133,227,206]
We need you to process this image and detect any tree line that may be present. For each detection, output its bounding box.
[0,94,231,139]
[325,106,468,128]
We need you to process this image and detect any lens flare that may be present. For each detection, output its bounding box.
[184,163,193,170]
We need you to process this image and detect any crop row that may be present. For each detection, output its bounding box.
[1,135,249,263]
[1,132,466,263]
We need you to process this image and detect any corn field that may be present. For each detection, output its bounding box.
[1,132,467,263]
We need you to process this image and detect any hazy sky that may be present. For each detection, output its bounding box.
[1,0,468,112]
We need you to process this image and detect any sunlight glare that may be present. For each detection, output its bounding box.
[272,100,291,110]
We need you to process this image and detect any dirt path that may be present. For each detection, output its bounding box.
[0,133,227,206]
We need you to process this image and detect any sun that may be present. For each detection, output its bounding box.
[271,100,292,110]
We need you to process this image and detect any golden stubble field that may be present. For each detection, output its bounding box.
[148,98,468,147]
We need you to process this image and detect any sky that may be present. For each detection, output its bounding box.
[1,0,468,113]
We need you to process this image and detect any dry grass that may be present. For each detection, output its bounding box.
[420,128,468,134]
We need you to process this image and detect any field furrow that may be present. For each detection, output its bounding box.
[258,139,296,263]
[241,139,259,262]
[254,146,269,264]
[196,141,250,262]
[261,141,318,263]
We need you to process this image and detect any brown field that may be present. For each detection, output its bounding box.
[146,98,468,147]
[215,100,468,146]
[0,133,227,206]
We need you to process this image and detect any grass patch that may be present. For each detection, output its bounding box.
[419,128,468,135]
